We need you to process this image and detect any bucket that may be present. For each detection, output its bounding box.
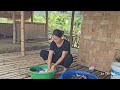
[29,64,56,79]
[60,70,98,79]
[111,62,120,79]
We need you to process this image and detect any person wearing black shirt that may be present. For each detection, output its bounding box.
[40,29,73,73]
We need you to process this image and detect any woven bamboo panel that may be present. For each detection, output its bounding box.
[0,23,13,37]
[78,11,120,72]
[15,22,46,42]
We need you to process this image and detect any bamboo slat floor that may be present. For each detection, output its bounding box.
[0,49,111,79]
[53,56,111,79]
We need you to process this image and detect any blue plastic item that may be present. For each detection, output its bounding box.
[60,70,99,79]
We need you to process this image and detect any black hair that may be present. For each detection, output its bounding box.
[52,29,64,38]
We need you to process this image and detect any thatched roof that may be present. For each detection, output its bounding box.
[0,11,32,20]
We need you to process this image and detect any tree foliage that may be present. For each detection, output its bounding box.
[34,11,83,34]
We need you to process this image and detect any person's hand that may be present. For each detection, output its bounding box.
[47,64,51,72]
[47,68,51,72]
[50,65,56,71]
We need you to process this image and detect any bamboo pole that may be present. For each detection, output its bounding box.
[70,11,75,47]
[45,11,48,39]
[13,11,16,44]
[21,11,25,56]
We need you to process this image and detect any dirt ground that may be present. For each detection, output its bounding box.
[0,38,50,54]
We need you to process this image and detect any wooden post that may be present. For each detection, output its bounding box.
[45,11,48,39]
[21,11,25,56]
[13,11,16,44]
[70,11,75,47]
[31,11,33,22]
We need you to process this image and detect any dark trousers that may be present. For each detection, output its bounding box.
[40,50,73,68]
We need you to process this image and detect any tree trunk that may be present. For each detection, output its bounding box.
[21,11,25,56]
[70,11,75,47]
[45,11,48,39]
[31,11,33,22]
